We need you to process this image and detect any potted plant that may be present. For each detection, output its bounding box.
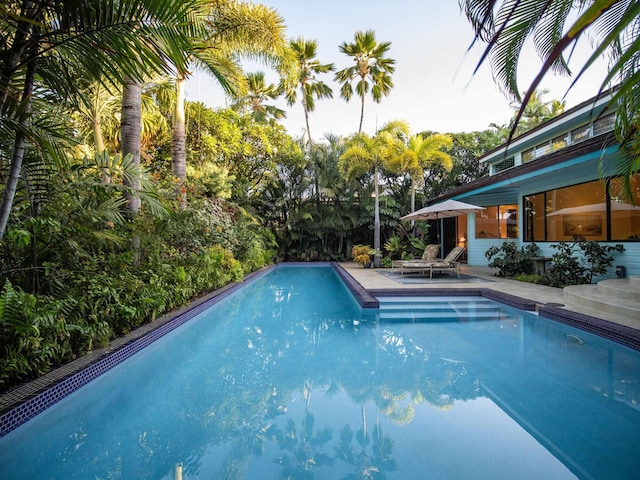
[351,244,373,267]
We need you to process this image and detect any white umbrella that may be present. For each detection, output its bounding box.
[400,199,485,248]
[401,199,485,221]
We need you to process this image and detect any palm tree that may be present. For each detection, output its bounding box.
[170,1,295,184]
[335,30,395,133]
[340,121,406,267]
[0,0,198,239]
[509,89,565,135]
[231,71,286,123]
[460,0,639,198]
[286,37,335,147]
[388,132,454,216]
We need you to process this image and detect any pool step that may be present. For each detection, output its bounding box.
[377,297,522,323]
[563,275,640,322]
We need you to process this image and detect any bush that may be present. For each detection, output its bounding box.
[485,241,539,277]
[543,238,625,287]
[0,281,77,391]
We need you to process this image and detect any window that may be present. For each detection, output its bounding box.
[494,157,515,173]
[534,142,551,158]
[522,148,534,163]
[551,135,568,152]
[476,205,517,239]
[571,124,591,143]
[593,113,615,136]
[524,174,640,242]
[609,174,640,240]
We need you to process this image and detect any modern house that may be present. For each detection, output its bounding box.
[434,90,639,278]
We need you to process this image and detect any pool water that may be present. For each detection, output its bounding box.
[1,265,639,479]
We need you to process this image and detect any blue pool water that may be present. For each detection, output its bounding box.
[1,265,639,479]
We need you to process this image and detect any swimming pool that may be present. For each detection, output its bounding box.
[1,265,639,479]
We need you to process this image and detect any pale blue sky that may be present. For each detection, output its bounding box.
[186,1,608,141]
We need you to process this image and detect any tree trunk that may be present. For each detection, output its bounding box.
[0,1,37,112]
[302,89,312,148]
[373,167,380,267]
[92,100,111,183]
[121,77,142,216]
[358,94,365,133]
[171,74,187,180]
[0,46,36,241]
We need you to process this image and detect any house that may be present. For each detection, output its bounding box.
[434,90,639,278]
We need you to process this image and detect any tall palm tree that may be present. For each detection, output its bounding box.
[0,0,198,239]
[335,30,395,134]
[460,0,639,198]
[340,121,406,266]
[170,1,295,184]
[231,71,286,123]
[286,37,335,147]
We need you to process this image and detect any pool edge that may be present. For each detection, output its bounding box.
[0,266,275,438]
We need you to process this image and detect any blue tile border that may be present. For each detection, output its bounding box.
[0,266,274,438]
[538,305,640,351]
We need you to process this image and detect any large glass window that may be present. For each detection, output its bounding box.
[609,174,640,240]
[524,174,640,242]
[546,181,606,241]
[476,205,517,239]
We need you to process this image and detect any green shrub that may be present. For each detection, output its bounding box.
[0,281,77,390]
[543,238,625,287]
[485,241,539,277]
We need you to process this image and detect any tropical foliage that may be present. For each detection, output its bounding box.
[0,2,508,390]
[460,0,639,199]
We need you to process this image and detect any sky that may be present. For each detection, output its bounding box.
[185,0,609,142]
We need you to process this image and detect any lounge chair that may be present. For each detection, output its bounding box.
[393,244,440,271]
[400,246,466,278]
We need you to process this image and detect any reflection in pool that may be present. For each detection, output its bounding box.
[0,265,639,479]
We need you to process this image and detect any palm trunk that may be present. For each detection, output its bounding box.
[302,95,312,148]
[373,167,380,267]
[92,100,111,183]
[171,74,187,180]
[0,45,36,241]
[121,77,142,216]
[0,1,37,112]
[410,177,416,230]
[358,94,365,133]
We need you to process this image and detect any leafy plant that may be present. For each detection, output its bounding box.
[384,235,406,260]
[485,241,539,277]
[544,238,625,287]
[351,245,373,267]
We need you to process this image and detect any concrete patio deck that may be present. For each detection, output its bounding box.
[340,262,640,332]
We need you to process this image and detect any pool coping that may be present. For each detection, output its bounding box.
[2,261,639,438]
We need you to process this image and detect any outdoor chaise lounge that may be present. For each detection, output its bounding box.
[400,246,466,278]
[393,244,440,271]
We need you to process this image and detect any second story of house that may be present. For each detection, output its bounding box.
[480,92,616,176]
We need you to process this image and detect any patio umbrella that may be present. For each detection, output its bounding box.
[401,199,485,221]
[400,199,485,247]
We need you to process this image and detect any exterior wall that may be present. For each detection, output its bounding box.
[464,194,640,278]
